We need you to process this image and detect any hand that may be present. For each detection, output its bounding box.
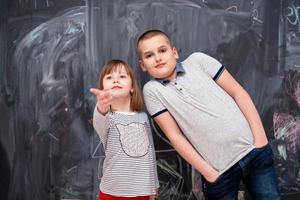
[90,88,113,114]
[254,136,268,148]
[149,195,156,200]
[149,189,159,200]
[203,168,220,183]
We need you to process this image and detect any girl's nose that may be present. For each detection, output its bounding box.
[113,78,119,83]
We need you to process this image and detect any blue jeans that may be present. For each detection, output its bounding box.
[202,144,281,200]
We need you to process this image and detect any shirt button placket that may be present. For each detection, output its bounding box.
[174,82,183,92]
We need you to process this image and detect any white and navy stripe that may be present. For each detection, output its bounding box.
[93,109,159,197]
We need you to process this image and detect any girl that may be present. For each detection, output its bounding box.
[90,60,159,200]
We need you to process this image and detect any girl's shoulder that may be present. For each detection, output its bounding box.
[137,111,150,119]
[109,111,148,119]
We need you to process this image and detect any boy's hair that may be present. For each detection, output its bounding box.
[137,29,172,57]
[97,59,144,112]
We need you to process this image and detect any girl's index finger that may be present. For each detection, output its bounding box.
[90,88,102,96]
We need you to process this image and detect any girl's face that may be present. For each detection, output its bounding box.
[102,65,133,98]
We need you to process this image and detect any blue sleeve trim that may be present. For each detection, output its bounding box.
[213,65,225,81]
[151,109,168,118]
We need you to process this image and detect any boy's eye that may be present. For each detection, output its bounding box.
[145,54,152,58]
[159,48,167,53]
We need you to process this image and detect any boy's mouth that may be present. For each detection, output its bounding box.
[155,63,166,68]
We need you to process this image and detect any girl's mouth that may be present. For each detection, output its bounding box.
[111,86,122,90]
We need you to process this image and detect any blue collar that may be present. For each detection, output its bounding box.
[156,63,185,85]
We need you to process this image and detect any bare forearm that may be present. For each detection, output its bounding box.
[216,70,268,147]
[154,112,219,182]
[169,132,218,178]
[233,90,268,146]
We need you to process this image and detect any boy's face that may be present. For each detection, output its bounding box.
[138,35,179,80]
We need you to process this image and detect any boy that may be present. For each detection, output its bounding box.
[137,30,280,199]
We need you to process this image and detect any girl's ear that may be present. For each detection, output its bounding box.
[130,89,134,93]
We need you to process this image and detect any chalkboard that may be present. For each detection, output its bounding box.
[0,0,299,200]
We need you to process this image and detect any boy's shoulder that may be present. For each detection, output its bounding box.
[143,79,161,90]
[184,52,207,62]
[180,52,209,69]
[142,79,165,98]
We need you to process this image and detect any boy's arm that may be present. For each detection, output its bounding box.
[154,111,219,182]
[216,69,268,147]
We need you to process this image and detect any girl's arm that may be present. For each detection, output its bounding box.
[93,106,109,145]
[216,69,268,147]
[154,112,219,183]
[90,88,113,115]
[90,88,114,144]
[147,120,160,190]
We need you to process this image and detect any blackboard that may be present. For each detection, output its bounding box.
[0,0,299,199]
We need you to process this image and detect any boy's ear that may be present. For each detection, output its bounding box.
[172,47,179,59]
[139,60,147,72]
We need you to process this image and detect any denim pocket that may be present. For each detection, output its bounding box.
[253,143,270,152]
[202,163,243,199]
[251,144,275,171]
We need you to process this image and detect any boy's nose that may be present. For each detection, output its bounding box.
[155,54,162,62]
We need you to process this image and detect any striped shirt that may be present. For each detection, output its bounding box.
[93,108,159,197]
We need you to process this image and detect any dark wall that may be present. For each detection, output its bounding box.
[0,0,299,199]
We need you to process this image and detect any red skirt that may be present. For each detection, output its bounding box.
[99,192,150,200]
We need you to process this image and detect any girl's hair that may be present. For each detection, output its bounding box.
[97,59,144,112]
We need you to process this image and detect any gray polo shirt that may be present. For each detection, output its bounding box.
[143,52,255,174]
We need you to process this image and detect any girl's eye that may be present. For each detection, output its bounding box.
[145,54,152,58]
[120,75,127,78]
[105,76,112,80]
